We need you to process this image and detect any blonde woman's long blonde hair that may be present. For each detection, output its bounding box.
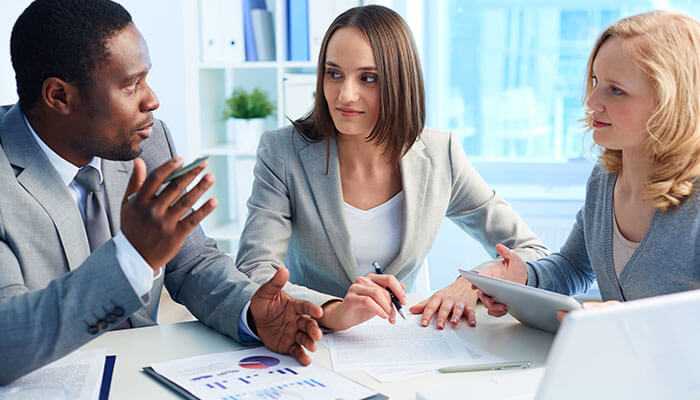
[585,11,700,211]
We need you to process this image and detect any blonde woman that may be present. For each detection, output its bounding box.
[479,11,700,318]
[235,5,548,332]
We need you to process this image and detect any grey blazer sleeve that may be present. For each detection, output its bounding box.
[525,208,597,295]
[150,121,261,340]
[235,132,338,306]
[444,133,550,263]
[0,239,144,385]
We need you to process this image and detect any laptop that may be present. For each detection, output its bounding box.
[537,288,700,399]
[417,289,700,400]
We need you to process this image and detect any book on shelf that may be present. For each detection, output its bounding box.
[243,0,268,61]
[251,8,276,61]
[286,0,310,61]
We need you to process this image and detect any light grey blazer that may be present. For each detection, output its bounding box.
[0,104,259,384]
[236,126,549,306]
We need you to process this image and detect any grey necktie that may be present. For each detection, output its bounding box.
[74,166,111,252]
[74,166,132,330]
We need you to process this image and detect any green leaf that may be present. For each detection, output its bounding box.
[224,87,275,120]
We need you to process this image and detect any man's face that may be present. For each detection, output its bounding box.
[72,23,159,161]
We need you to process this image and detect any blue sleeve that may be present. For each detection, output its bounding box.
[237,300,261,345]
[526,208,597,295]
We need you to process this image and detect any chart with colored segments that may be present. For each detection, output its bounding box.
[145,347,383,400]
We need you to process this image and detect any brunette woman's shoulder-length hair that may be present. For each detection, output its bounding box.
[292,5,425,163]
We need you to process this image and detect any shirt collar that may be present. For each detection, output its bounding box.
[22,112,103,187]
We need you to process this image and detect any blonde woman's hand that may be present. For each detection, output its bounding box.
[319,273,407,332]
[475,244,529,317]
[556,300,621,321]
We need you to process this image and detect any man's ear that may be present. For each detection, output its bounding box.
[40,77,80,115]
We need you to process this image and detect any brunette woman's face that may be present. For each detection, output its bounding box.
[323,27,380,138]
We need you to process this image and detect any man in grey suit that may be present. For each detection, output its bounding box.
[0,0,322,384]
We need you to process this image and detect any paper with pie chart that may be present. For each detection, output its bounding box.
[145,347,383,400]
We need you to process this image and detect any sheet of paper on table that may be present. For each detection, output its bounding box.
[144,347,386,400]
[323,314,503,382]
[0,348,109,400]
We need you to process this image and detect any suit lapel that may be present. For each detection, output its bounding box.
[385,139,431,278]
[102,159,132,235]
[298,136,358,281]
[1,105,90,270]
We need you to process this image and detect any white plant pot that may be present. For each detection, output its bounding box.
[226,118,265,152]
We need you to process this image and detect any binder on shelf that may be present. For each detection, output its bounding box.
[221,0,246,62]
[286,0,310,61]
[283,73,317,121]
[251,9,276,61]
[199,0,223,62]
[199,0,245,63]
[243,0,268,61]
[308,0,360,63]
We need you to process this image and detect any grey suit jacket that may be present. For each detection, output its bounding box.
[236,126,549,306]
[0,104,259,384]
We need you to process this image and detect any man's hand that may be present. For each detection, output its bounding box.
[121,158,216,269]
[409,276,478,329]
[249,267,323,366]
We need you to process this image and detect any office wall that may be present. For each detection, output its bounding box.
[0,0,195,159]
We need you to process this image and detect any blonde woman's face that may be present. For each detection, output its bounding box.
[323,27,380,138]
[586,37,656,152]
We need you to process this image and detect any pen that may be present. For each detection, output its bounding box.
[438,360,532,374]
[371,261,405,320]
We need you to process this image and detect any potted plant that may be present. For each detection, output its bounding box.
[224,87,275,152]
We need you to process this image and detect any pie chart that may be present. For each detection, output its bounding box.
[238,355,281,369]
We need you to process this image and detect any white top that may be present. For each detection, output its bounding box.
[343,191,404,276]
[612,209,640,277]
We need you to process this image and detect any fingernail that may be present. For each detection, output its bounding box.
[421,320,428,326]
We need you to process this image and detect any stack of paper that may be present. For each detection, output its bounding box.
[0,349,112,400]
[323,314,503,382]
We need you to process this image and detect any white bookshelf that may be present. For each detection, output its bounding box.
[187,0,360,249]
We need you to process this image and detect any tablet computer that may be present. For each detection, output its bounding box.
[460,269,582,333]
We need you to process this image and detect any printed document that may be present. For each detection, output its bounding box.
[0,348,109,400]
[144,347,385,400]
[323,314,502,381]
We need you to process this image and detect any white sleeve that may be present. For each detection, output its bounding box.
[113,231,159,297]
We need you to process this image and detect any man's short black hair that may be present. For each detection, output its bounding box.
[10,0,133,110]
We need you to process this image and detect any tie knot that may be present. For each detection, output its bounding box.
[74,166,103,193]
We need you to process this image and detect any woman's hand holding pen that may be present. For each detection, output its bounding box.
[319,274,407,332]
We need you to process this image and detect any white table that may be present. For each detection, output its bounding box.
[84,304,554,399]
